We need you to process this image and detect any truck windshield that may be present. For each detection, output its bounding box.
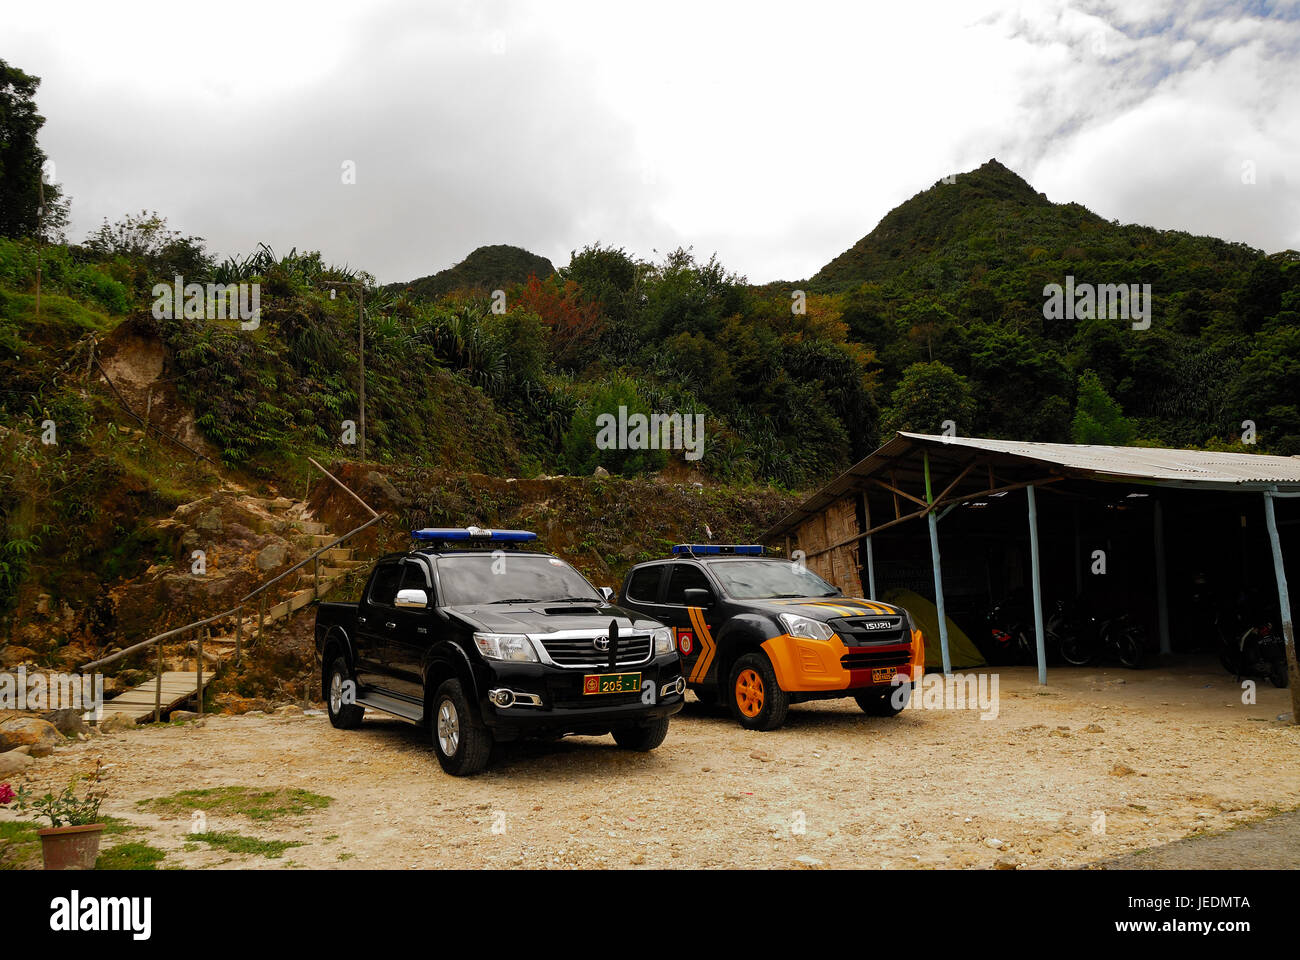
[709,560,839,600]
[435,554,602,606]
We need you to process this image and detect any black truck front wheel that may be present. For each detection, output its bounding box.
[612,716,671,751]
[430,679,493,776]
[326,656,365,729]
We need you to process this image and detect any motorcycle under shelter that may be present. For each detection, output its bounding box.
[760,432,1300,688]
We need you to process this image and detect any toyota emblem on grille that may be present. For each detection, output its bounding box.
[593,636,610,651]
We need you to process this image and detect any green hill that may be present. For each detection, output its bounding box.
[800,158,1297,452]
[388,244,555,300]
[811,159,1256,292]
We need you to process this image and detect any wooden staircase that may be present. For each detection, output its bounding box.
[97,493,375,722]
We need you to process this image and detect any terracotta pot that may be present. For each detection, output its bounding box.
[37,823,105,870]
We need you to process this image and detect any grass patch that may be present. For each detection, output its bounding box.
[137,786,332,822]
[97,842,167,870]
[0,821,42,870]
[337,851,354,862]
[191,831,303,859]
[103,816,147,836]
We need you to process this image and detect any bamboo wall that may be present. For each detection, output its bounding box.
[792,494,863,598]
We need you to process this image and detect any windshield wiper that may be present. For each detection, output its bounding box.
[547,596,601,603]
[487,597,539,604]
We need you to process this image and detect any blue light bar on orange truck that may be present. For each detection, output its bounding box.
[671,544,764,556]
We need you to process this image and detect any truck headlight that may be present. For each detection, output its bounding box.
[652,627,675,656]
[473,632,539,662]
[779,613,834,641]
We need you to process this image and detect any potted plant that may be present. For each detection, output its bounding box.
[14,760,107,870]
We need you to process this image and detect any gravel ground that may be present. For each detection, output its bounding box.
[1094,809,1300,870]
[3,659,1297,870]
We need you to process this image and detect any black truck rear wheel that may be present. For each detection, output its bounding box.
[326,656,365,729]
[430,679,493,776]
[854,683,909,717]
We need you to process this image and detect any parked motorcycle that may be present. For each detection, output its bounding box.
[1218,615,1289,688]
[1051,598,1147,669]
[985,593,1035,665]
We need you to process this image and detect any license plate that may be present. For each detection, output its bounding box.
[872,666,897,683]
[583,672,641,695]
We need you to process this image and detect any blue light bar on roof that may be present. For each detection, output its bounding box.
[671,544,764,556]
[411,527,537,543]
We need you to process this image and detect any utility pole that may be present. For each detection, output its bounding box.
[357,284,366,461]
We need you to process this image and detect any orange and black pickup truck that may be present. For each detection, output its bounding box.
[617,545,924,730]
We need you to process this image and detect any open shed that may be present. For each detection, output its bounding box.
[760,433,1299,713]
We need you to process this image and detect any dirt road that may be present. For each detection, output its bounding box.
[3,660,1297,869]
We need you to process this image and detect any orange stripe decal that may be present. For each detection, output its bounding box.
[687,607,717,683]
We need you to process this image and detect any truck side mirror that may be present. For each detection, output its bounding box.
[682,587,712,608]
[394,588,429,609]
[599,587,615,602]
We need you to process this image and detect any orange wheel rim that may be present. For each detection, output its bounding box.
[735,668,764,717]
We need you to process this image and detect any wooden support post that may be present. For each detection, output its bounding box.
[862,493,876,600]
[1028,484,1047,686]
[314,555,321,599]
[924,452,951,675]
[258,595,265,645]
[1263,490,1299,723]
[865,536,877,601]
[1154,498,1171,656]
[1073,503,1083,597]
[154,642,163,723]
[197,627,205,716]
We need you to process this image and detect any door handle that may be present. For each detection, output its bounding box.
[385,622,397,630]
[359,617,367,624]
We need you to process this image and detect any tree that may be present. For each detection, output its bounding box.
[1071,369,1136,445]
[882,361,975,435]
[511,275,604,371]
[0,59,66,239]
[561,378,667,476]
[82,210,209,293]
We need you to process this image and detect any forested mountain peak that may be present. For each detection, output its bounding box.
[388,244,555,300]
[810,158,1102,290]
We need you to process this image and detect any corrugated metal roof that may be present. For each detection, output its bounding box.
[895,433,1300,485]
[761,432,1300,542]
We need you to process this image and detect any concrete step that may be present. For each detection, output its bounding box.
[292,520,327,536]
[319,547,353,562]
[310,534,335,547]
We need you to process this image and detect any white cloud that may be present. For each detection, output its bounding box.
[5,0,1298,283]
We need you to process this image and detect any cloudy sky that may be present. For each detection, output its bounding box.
[5,0,1299,283]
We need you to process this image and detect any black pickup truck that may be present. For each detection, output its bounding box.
[314,528,685,775]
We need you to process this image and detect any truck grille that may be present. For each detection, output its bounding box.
[830,616,906,646]
[840,644,912,670]
[534,633,653,668]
